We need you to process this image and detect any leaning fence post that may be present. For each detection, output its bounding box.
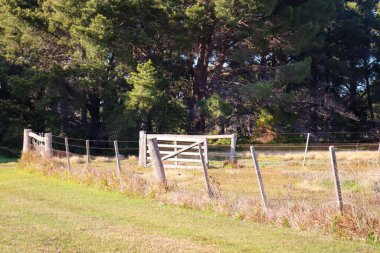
[250,146,268,212]
[138,131,147,167]
[147,138,167,186]
[229,133,237,163]
[65,137,71,172]
[23,129,32,153]
[329,146,343,212]
[114,140,122,176]
[199,142,213,198]
[44,133,53,158]
[86,140,90,167]
[303,133,310,166]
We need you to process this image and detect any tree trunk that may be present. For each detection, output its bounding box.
[189,34,213,132]
[365,76,374,120]
[349,83,358,116]
[86,93,104,139]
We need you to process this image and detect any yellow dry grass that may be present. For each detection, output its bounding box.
[20,149,380,243]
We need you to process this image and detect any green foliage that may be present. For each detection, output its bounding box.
[0,0,378,146]
[277,57,312,85]
[255,108,274,130]
[126,60,163,112]
[202,95,232,122]
[239,82,275,101]
[0,146,19,158]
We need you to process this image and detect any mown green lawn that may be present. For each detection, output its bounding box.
[0,165,378,252]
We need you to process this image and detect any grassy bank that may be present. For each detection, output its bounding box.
[0,166,378,252]
[19,150,380,243]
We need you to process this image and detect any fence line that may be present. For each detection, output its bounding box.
[52,135,139,143]
[25,129,380,214]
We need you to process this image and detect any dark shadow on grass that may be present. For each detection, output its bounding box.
[0,156,18,164]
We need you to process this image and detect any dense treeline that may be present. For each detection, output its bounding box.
[0,0,379,149]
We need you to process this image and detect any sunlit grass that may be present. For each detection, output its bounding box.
[64,150,380,213]
[19,150,380,243]
[0,167,379,252]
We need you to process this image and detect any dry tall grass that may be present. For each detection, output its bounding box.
[19,150,380,244]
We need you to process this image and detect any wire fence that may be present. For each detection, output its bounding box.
[28,131,380,215]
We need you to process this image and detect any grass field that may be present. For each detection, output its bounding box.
[63,150,380,214]
[0,165,379,252]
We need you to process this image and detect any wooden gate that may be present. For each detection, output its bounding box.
[138,132,237,168]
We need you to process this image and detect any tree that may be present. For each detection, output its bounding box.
[126,60,163,130]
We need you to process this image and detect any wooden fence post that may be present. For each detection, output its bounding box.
[44,133,53,158]
[377,142,380,165]
[250,146,268,212]
[114,141,122,176]
[86,140,90,167]
[174,140,178,167]
[303,133,310,166]
[23,129,32,153]
[138,131,147,167]
[147,138,167,186]
[199,141,213,198]
[204,138,209,166]
[229,133,237,163]
[329,146,343,212]
[65,137,71,172]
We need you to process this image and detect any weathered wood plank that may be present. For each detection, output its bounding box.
[44,133,53,158]
[138,131,147,167]
[147,150,202,156]
[147,134,235,141]
[29,132,45,142]
[157,144,205,149]
[23,129,32,153]
[160,141,203,161]
[148,157,202,163]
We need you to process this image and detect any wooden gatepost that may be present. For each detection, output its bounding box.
[23,129,53,157]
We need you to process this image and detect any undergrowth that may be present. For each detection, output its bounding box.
[19,152,380,244]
